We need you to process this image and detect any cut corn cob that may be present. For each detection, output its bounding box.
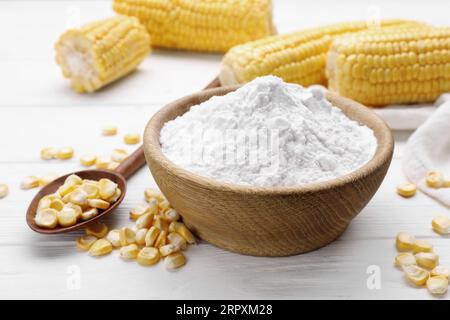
[113,0,274,52]
[55,16,151,93]
[326,27,450,106]
[220,20,424,86]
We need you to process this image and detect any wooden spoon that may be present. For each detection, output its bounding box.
[26,77,222,234]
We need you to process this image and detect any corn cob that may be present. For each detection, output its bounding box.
[113,0,274,52]
[219,20,425,87]
[55,16,151,93]
[326,27,450,106]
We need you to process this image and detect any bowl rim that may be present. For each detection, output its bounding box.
[144,85,394,196]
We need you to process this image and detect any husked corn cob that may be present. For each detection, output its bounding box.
[113,0,274,52]
[326,27,450,106]
[220,20,425,87]
[55,16,151,93]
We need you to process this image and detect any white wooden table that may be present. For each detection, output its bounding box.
[1,0,449,300]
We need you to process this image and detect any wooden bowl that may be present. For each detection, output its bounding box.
[143,86,394,256]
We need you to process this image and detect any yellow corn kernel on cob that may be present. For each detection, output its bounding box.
[113,0,274,52]
[220,20,425,86]
[55,16,151,93]
[326,27,450,106]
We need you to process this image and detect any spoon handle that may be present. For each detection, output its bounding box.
[115,76,221,180]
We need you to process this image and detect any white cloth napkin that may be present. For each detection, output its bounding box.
[403,100,450,206]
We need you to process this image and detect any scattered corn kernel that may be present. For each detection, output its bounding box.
[164,252,186,271]
[443,180,450,188]
[111,149,128,163]
[89,239,113,256]
[80,154,97,167]
[169,222,196,244]
[432,215,450,235]
[144,188,165,203]
[413,239,433,253]
[155,230,167,248]
[81,207,98,220]
[396,232,416,251]
[167,232,187,250]
[137,247,160,266]
[415,252,439,269]
[403,265,430,286]
[123,133,140,145]
[395,253,416,268]
[135,228,148,246]
[145,226,160,247]
[107,161,120,171]
[426,170,444,188]
[57,147,74,160]
[0,184,9,199]
[98,178,117,200]
[159,243,179,257]
[69,188,88,207]
[102,125,117,136]
[130,204,152,220]
[95,156,111,169]
[119,227,136,246]
[161,209,180,222]
[87,198,110,210]
[80,181,99,199]
[21,176,40,190]
[40,147,58,160]
[57,207,78,227]
[427,276,448,295]
[49,198,65,211]
[64,202,82,220]
[106,229,121,248]
[120,244,140,260]
[76,235,97,251]
[86,222,109,238]
[136,213,154,229]
[396,182,417,198]
[431,266,450,278]
[34,208,58,229]
[154,216,169,232]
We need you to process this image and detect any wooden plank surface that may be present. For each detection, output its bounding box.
[1,0,449,299]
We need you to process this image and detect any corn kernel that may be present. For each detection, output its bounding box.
[137,247,160,266]
[65,174,82,185]
[155,230,167,248]
[80,154,97,167]
[69,188,88,207]
[161,209,180,222]
[64,202,82,220]
[35,208,58,229]
[135,228,148,246]
[403,265,430,286]
[164,252,186,271]
[427,276,448,295]
[80,182,99,199]
[396,232,416,251]
[102,125,117,136]
[167,232,187,250]
[145,226,160,247]
[57,182,77,197]
[21,176,40,190]
[119,227,136,246]
[86,222,108,238]
[432,215,450,235]
[159,243,179,257]
[105,188,121,203]
[443,180,450,188]
[81,207,98,221]
[95,157,111,169]
[426,170,444,188]
[124,133,140,145]
[39,174,58,187]
[154,216,169,232]
[57,207,78,227]
[0,184,8,199]
[49,198,65,211]
[136,213,154,229]
[413,239,433,253]
[169,222,196,244]
[98,178,117,200]
[396,182,417,198]
[87,198,110,210]
[129,204,152,220]
[395,253,416,268]
[159,199,171,212]
[89,239,113,256]
[38,197,51,211]
[431,266,450,278]
[111,149,128,163]
[120,244,140,260]
[106,229,121,248]
[144,188,165,203]
[57,147,74,160]
[415,252,439,269]
[76,235,97,251]
[40,147,58,160]
[107,161,120,171]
